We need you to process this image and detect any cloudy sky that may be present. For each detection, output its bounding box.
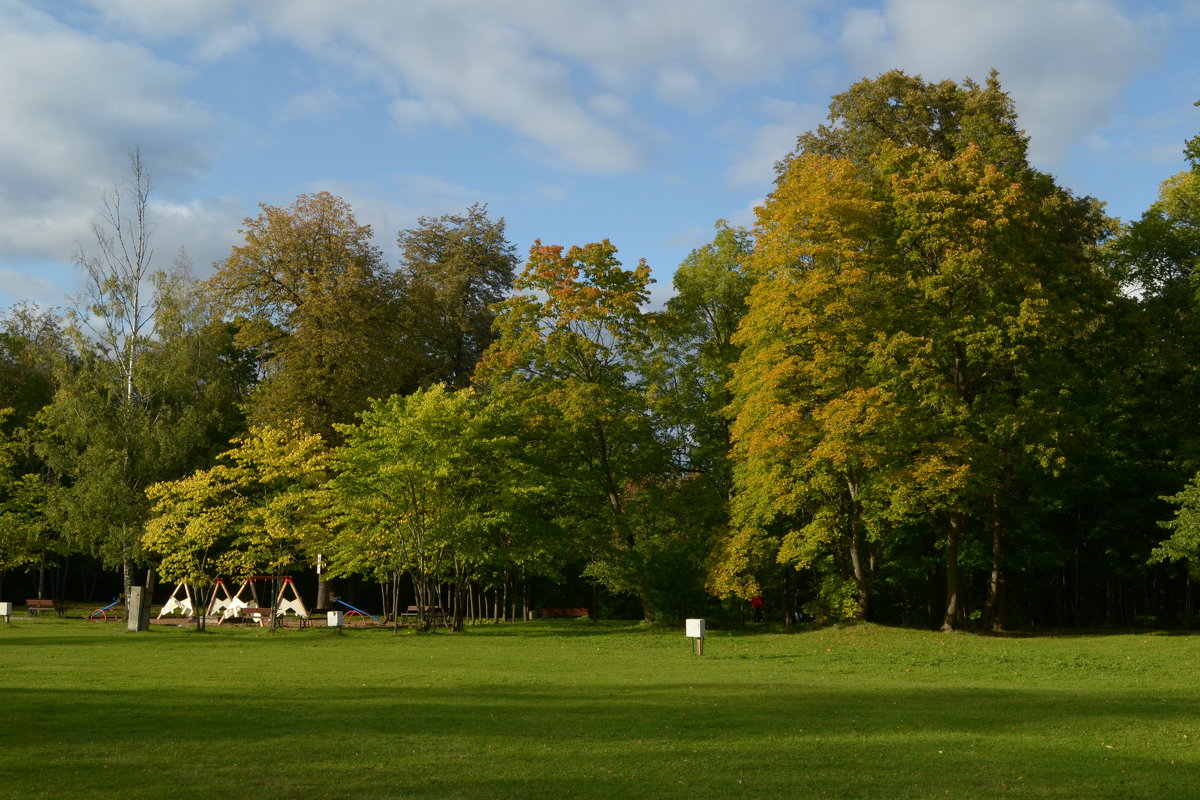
[2,0,1198,311]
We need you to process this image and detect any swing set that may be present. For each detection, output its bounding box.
[152,576,311,625]
[215,576,309,626]
[152,577,383,627]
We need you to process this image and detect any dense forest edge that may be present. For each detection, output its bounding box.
[3,69,1200,632]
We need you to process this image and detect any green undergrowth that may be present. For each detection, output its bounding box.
[2,619,1197,799]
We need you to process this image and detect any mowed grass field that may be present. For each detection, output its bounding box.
[2,618,1198,799]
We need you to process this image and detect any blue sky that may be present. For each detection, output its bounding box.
[1,0,1198,312]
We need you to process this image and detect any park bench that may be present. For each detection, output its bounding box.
[26,598,65,618]
[218,606,273,626]
[400,605,444,619]
[538,608,590,618]
[240,607,272,626]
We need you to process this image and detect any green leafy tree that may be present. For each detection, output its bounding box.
[1105,129,1200,476]
[1143,125,1200,579]
[477,240,671,619]
[143,463,245,630]
[0,304,64,433]
[144,422,329,631]
[873,142,1111,629]
[0,307,66,600]
[36,153,245,601]
[726,72,1116,629]
[327,385,540,630]
[206,190,411,610]
[640,221,754,621]
[788,68,1029,177]
[0,412,46,599]
[206,191,410,443]
[396,204,519,388]
[723,154,892,618]
[648,220,753,481]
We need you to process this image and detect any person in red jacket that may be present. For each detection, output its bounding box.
[751,594,764,623]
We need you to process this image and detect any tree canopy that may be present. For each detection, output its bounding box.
[5,73,1200,632]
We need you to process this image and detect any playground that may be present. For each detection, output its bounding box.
[2,618,1199,799]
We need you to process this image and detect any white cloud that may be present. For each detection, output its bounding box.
[654,65,708,110]
[727,99,826,187]
[70,0,828,173]
[304,175,494,265]
[279,87,351,121]
[534,184,568,203]
[0,4,213,270]
[150,196,246,276]
[838,0,1154,165]
[80,0,261,60]
[0,266,72,310]
[498,0,825,86]
[388,97,462,130]
[589,94,632,119]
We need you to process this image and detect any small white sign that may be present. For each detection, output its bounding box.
[685,618,705,639]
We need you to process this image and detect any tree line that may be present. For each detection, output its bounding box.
[3,70,1200,631]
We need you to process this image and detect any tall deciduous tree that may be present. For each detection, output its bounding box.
[206,191,407,443]
[0,304,64,433]
[327,385,539,631]
[37,153,240,601]
[648,220,753,481]
[73,148,164,408]
[144,422,329,631]
[0,306,64,600]
[725,72,1115,630]
[396,204,518,388]
[723,154,891,617]
[640,221,754,620]
[477,240,669,618]
[0,411,45,599]
[206,191,407,610]
[1142,125,1200,573]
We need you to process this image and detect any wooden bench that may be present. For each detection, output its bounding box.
[400,605,444,619]
[26,598,65,618]
[218,606,273,626]
[538,607,590,618]
[241,607,273,626]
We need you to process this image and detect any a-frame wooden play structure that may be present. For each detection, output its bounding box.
[215,576,310,624]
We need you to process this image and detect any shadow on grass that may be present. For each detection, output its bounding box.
[982,627,1200,639]
[464,619,650,638]
[2,674,1197,799]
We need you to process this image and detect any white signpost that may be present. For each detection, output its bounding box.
[685,618,706,656]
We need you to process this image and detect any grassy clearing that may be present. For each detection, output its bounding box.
[1,618,1198,799]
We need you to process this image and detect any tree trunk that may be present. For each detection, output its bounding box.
[392,570,402,635]
[269,573,279,632]
[941,513,964,631]
[848,526,870,621]
[122,553,134,610]
[981,495,1006,631]
[502,571,510,622]
[452,568,465,632]
[195,584,209,632]
[845,480,870,620]
[522,567,530,621]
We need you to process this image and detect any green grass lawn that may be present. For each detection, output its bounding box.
[2,618,1198,799]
